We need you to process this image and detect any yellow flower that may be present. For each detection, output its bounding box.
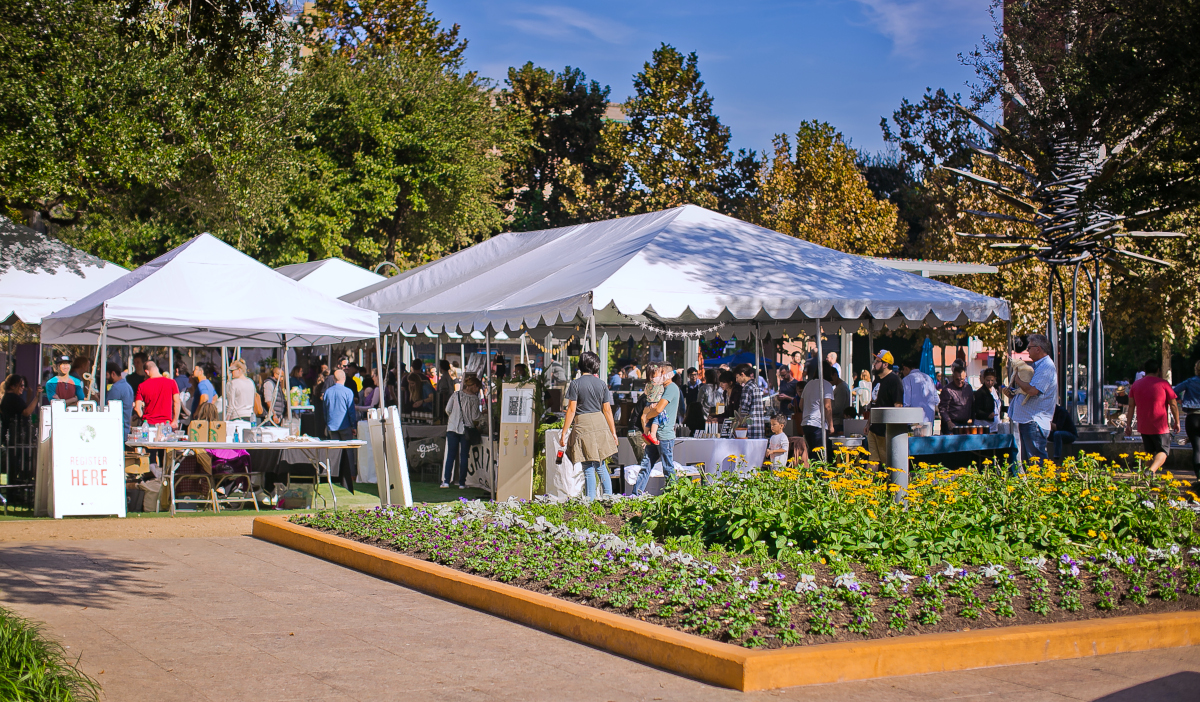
[1006,486,1015,492]
[867,510,876,519]
[1039,514,1047,519]
[1087,529,1097,537]
[1100,532,1108,540]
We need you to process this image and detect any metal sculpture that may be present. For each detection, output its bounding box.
[943,88,1182,424]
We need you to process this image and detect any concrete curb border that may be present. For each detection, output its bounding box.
[253,515,1200,691]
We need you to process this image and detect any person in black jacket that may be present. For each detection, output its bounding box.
[1050,404,1078,459]
[973,368,1001,429]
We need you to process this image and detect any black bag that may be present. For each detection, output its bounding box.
[458,393,483,445]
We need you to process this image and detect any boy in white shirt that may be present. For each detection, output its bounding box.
[766,415,791,469]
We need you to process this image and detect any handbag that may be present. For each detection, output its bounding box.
[457,392,483,445]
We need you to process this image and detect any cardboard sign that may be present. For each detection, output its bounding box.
[48,401,127,519]
[208,421,227,443]
[496,383,534,501]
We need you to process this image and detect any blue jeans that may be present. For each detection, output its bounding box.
[634,439,675,495]
[582,461,612,499]
[1018,422,1048,469]
[442,430,470,486]
[1050,431,1076,459]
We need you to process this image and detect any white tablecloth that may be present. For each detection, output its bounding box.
[671,437,769,473]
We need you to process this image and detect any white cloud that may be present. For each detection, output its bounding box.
[850,0,992,59]
[505,5,635,45]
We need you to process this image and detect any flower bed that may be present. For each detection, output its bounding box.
[292,453,1200,649]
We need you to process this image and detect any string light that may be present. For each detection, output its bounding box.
[617,316,726,340]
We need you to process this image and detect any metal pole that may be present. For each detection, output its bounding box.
[395,331,402,406]
[754,323,761,378]
[1071,261,1081,421]
[486,330,495,501]
[222,347,229,421]
[98,321,108,406]
[588,314,598,355]
[815,317,826,458]
[374,337,385,410]
[282,337,291,424]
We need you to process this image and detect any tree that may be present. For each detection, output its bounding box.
[301,0,466,65]
[617,44,756,214]
[0,0,308,266]
[750,121,901,255]
[277,49,515,269]
[497,63,617,231]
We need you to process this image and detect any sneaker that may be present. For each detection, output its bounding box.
[642,432,660,446]
[457,484,467,489]
[439,482,450,488]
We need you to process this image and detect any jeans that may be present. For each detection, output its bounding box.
[634,439,675,495]
[1050,431,1076,459]
[802,425,829,459]
[443,430,470,486]
[582,461,612,499]
[1018,422,1048,470]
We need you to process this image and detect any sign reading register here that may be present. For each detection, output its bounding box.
[49,401,127,519]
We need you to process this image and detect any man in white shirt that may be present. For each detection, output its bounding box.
[800,361,835,459]
[900,357,939,424]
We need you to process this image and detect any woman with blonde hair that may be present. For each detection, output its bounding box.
[855,369,872,412]
[225,359,262,422]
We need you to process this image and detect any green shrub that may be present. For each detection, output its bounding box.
[0,606,99,702]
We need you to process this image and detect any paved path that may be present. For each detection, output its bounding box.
[0,536,1196,702]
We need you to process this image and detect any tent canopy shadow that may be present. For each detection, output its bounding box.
[0,544,171,609]
[1092,671,1200,701]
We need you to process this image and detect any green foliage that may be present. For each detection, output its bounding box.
[276,49,516,268]
[751,121,902,256]
[0,0,307,267]
[301,0,467,65]
[498,63,618,231]
[616,44,758,215]
[635,451,1195,564]
[0,606,99,701]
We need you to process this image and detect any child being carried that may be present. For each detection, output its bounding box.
[640,363,673,446]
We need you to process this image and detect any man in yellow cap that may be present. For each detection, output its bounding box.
[867,350,904,467]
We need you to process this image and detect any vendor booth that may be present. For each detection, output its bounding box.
[346,205,1011,496]
[38,233,395,515]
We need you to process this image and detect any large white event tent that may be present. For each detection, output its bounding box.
[42,233,381,404]
[346,205,1011,487]
[0,215,128,324]
[276,258,386,300]
[345,205,1010,339]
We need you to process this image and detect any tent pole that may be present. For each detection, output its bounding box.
[1071,261,1081,421]
[395,331,402,405]
[815,317,826,459]
[754,323,761,379]
[168,347,174,386]
[375,337,385,410]
[588,314,598,355]
[222,347,229,421]
[867,320,875,378]
[98,321,108,406]
[486,330,495,502]
[282,336,291,425]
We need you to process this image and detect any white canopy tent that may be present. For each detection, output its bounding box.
[346,206,1011,494]
[276,258,386,301]
[42,233,382,414]
[43,234,379,348]
[344,205,1010,338]
[0,215,128,324]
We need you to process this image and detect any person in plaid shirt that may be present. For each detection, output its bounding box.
[735,364,766,439]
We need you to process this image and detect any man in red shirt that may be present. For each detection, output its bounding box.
[1127,358,1180,473]
[134,360,181,430]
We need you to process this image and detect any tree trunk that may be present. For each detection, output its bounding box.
[1162,335,1172,384]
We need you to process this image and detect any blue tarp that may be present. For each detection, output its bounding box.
[702,351,785,369]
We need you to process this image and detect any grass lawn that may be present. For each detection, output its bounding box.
[0,479,493,521]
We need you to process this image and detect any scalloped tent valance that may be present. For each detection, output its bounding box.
[344,205,1010,335]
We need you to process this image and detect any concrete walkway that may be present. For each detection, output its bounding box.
[0,536,1196,702]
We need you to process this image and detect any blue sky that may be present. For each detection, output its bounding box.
[427,0,995,156]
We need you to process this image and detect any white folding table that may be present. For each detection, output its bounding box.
[127,439,366,514]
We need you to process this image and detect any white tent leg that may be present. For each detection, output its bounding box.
[816,317,826,457]
[486,331,495,501]
[98,321,108,405]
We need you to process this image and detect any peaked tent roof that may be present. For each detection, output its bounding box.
[42,234,379,346]
[0,216,128,324]
[276,258,386,300]
[345,205,1010,335]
